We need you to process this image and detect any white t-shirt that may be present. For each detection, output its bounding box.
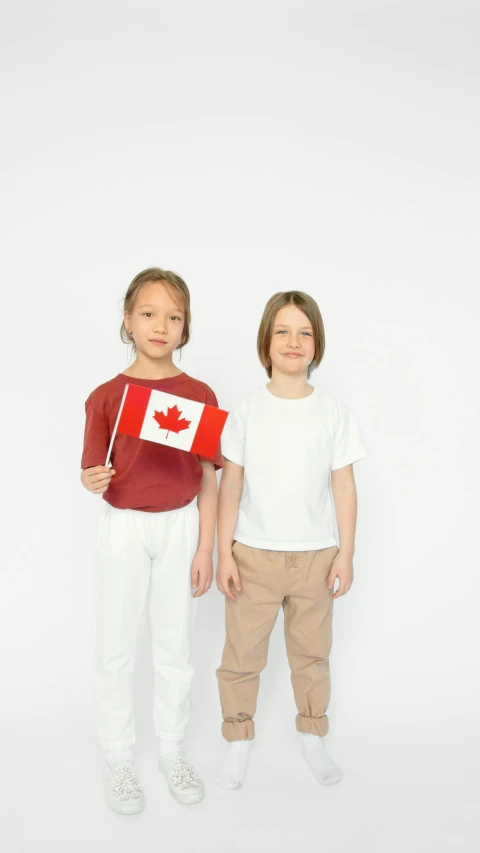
[222,386,367,551]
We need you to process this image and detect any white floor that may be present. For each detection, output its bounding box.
[3,601,478,853]
[3,693,478,852]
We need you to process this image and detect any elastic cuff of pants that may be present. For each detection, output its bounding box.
[296,714,329,737]
[101,736,136,751]
[156,730,186,742]
[222,719,255,742]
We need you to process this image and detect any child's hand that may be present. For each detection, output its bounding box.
[81,465,115,494]
[191,547,213,598]
[327,550,354,599]
[216,553,242,601]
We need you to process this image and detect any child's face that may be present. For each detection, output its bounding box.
[269,304,315,378]
[125,281,185,360]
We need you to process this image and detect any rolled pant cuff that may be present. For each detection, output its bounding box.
[222,720,255,741]
[156,730,186,742]
[296,714,329,737]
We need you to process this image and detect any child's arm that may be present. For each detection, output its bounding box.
[191,460,218,598]
[328,463,358,598]
[216,458,244,601]
[81,466,116,494]
[80,392,116,494]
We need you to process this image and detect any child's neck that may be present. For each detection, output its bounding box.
[123,353,184,381]
[267,370,313,400]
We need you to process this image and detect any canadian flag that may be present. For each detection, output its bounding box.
[105,382,228,465]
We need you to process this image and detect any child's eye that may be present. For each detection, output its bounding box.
[170,315,182,321]
[142,312,153,318]
[276,330,287,335]
[301,331,312,336]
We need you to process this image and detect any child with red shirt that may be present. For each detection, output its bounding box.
[81,268,221,814]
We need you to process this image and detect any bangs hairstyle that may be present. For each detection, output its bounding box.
[257,291,325,378]
[120,267,191,352]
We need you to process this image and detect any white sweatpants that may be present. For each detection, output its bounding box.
[93,498,199,750]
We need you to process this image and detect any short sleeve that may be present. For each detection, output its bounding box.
[80,391,110,469]
[196,385,223,470]
[220,401,246,467]
[331,404,367,471]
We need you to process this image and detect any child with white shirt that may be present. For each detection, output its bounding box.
[215,290,367,789]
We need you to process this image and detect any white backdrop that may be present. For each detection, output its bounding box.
[2,1,479,851]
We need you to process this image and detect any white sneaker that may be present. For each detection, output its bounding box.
[104,759,145,814]
[158,752,204,804]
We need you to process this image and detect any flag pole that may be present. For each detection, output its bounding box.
[105,383,129,467]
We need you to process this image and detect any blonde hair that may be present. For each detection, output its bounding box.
[257,291,325,378]
[120,267,191,352]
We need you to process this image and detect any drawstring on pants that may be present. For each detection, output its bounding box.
[285,551,297,570]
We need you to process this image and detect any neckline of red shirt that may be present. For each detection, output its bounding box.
[115,371,190,387]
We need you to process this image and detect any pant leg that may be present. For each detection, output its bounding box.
[216,543,285,741]
[148,499,199,741]
[282,546,339,737]
[93,504,151,750]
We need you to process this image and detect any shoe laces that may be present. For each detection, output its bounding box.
[110,761,143,801]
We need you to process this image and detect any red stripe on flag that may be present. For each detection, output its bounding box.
[190,404,228,459]
[117,383,151,438]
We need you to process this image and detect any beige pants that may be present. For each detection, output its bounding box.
[216,542,339,741]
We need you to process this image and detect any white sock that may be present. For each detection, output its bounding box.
[217,740,251,790]
[158,737,185,758]
[105,748,133,768]
[299,733,343,785]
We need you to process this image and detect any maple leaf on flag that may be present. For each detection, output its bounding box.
[153,405,191,439]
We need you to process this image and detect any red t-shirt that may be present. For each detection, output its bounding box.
[81,372,223,512]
